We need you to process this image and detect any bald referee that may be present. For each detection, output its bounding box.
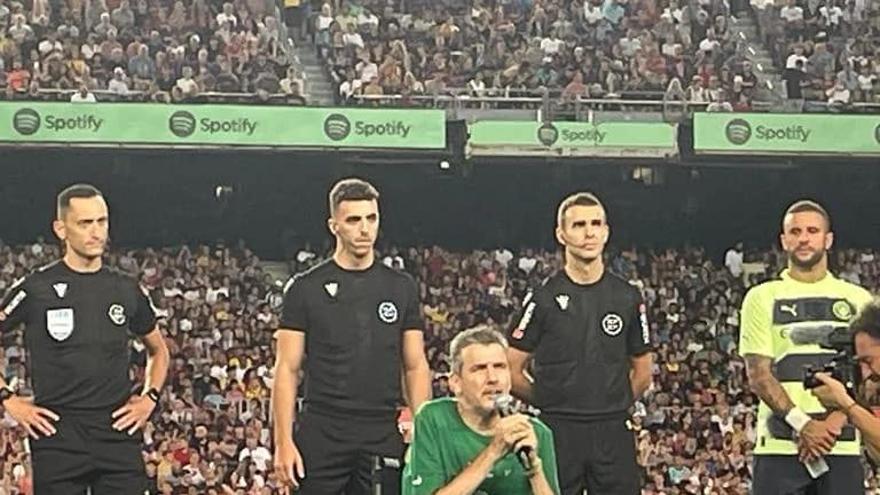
[507,192,653,495]
[272,178,432,494]
[0,184,170,494]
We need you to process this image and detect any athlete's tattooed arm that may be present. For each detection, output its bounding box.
[744,354,795,415]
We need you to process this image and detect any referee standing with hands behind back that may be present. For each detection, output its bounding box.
[0,184,170,494]
[272,178,432,494]
[507,192,653,495]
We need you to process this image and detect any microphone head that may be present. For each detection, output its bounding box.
[492,393,515,414]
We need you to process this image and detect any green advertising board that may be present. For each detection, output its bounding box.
[694,112,880,156]
[0,103,446,149]
[467,120,678,158]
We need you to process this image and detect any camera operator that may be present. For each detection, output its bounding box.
[811,299,880,462]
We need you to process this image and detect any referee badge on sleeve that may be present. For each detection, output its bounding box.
[46,308,75,341]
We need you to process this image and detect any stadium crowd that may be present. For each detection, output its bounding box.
[2,239,880,493]
[305,0,784,109]
[761,0,880,103]
[0,0,308,103]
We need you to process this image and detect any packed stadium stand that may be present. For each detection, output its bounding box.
[0,0,308,103]
[2,0,877,108]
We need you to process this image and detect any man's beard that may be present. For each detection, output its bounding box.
[788,248,825,270]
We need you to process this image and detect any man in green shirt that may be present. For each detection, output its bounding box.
[739,199,872,494]
[402,326,560,495]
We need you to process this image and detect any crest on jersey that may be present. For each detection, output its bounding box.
[555,294,570,311]
[324,282,338,298]
[833,300,854,322]
[602,313,624,336]
[108,304,126,326]
[378,301,399,324]
[53,283,67,299]
[46,308,74,341]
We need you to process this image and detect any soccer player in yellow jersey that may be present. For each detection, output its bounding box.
[740,200,872,494]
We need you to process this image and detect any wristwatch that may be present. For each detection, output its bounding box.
[0,386,14,406]
[143,388,161,404]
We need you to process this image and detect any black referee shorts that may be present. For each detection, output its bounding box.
[30,410,146,495]
[295,407,404,495]
[544,415,640,495]
[752,455,863,495]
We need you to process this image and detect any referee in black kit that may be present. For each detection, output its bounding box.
[271,178,432,494]
[507,192,653,495]
[0,184,170,494]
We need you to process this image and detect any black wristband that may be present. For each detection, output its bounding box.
[144,388,160,403]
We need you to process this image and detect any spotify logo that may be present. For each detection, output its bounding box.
[725,119,752,145]
[12,109,41,135]
[324,114,351,141]
[537,123,559,146]
[169,111,197,138]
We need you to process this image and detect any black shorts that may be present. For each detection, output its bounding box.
[30,410,145,495]
[752,455,863,495]
[295,407,404,495]
[544,415,640,495]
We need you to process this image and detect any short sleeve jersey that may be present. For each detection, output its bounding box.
[0,260,157,411]
[279,259,422,415]
[507,270,651,420]
[739,269,872,456]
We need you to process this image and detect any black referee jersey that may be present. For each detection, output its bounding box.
[508,270,651,420]
[0,260,157,411]
[280,258,422,416]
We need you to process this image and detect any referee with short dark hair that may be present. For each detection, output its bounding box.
[0,184,170,494]
[271,178,432,494]
[507,192,653,495]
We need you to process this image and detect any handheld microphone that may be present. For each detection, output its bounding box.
[493,394,533,472]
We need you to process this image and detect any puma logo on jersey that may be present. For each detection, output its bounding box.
[780,304,798,317]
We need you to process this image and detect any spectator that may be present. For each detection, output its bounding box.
[111,0,135,34]
[725,242,744,279]
[279,66,303,95]
[786,44,808,69]
[780,0,805,39]
[562,70,588,100]
[7,15,33,46]
[856,63,876,102]
[809,42,835,78]
[686,75,709,102]
[216,3,237,28]
[826,77,851,106]
[836,61,859,95]
[707,88,734,110]
[128,44,155,89]
[107,66,129,94]
[173,65,199,100]
[782,58,809,99]
[93,13,116,39]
